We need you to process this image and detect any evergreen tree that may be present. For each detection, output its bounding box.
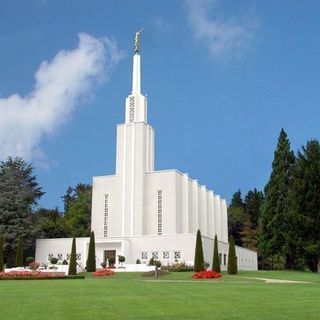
[228,190,245,246]
[86,231,96,272]
[15,235,24,267]
[241,189,264,252]
[63,184,92,237]
[227,236,238,274]
[212,234,221,272]
[260,129,296,269]
[291,140,320,272]
[0,235,4,272]
[194,229,204,272]
[0,157,43,266]
[68,238,77,275]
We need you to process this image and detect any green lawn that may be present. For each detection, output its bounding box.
[0,271,319,320]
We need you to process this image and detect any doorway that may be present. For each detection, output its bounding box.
[104,250,116,262]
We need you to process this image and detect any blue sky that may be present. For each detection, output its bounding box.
[0,0,319,209]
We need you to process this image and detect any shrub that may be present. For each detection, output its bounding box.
[26,257,35,265]
[15,236,24,267]
[100,261,107,268]
[203,261,210,270]
[148,257,155,266]
[142,270,170,277]
[192,270,222,279]
[166,262,194,272]
[0,236,4,272]
[50,257,58,265]
[118,255,125,263]
[136,259,141,264]
[86,231,96,272]
[212,235,221,273]
[154,260,162,268]
[108,257,115,266]
[194,229,204,272]
[29,262,40,271]
[62,260,68,265]
[68,238,77,276]
[227,236,238,274]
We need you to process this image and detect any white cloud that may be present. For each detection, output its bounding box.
[0,33,122,163]
[185,0,258,61]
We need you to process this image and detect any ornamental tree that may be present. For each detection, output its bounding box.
[212,235,221,272]
[227,236,238,274]
[15,235,24,267]
[86,231,96,272]
[194,229,204,272]
[0,236,4,272]
[68,238,77,275]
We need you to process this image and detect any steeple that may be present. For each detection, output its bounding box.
[125,30,147,124]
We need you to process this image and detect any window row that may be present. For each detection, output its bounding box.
[104,194,109,237]
[141,250,181,260]
[47,253,81,261]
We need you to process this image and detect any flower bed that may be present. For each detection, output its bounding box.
[0,271,84,280]
[92,268,115,277]
[192,270,222,279]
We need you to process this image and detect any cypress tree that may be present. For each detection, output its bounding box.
[260,129,295,269]
[86,231,96,272]
[227,236,238,274]
[68,238,77,275]
[0,236,4,272]
[212,234,221,272]
[194,229,204,272]
[15,235,24,267]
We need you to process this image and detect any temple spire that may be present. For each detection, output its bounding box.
[132,29,143,94]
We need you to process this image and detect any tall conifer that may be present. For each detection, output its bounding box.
[15,235,24,267]
[227,236,238,274]
[0,236,4,272]
[194,229,204,272]
[260,129,295,268]
[212,235,221,272]
[86,231,96,272]
[68,238,77,275]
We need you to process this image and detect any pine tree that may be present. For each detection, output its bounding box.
[291,140,320,272]
[68,238,77,275]
[86,231,96,272]
[0,157,43,266]
[228,190,245,246]
[212,234,221,272]
[0,235,4,272]
[15,235,24,267]
[194,229,204,272]
[260,129,295,269]
[227,236,238,274]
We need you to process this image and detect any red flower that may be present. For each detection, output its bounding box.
[92,268,115,277]
[192,270,222,279]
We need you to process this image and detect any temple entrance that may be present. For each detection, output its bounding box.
[104,250,116,263]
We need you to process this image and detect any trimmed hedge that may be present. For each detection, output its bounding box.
[86,231,96,272]
[194,229,204,272]
[212,235,221,273]
[68,238,77,275]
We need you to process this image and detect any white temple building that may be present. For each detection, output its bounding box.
[36,34,257,271]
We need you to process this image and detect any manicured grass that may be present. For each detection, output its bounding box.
[0,271,319,320]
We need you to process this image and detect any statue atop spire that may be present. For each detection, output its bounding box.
[134,29,143,54]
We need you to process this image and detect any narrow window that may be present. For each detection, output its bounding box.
[104,194,109,237]
[223,254,227,266]
[157,190,163,235]
[219,253,222,265]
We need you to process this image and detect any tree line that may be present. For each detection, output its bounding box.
[0,157,92,267]
[228,129,320,272]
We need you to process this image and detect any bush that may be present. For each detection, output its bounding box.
[50,257,58,265]
[29,262,40,271]
[26,257,35,265]
[118,255,125,263]
[154,260,162,268]
[192,270,222,279]
[100,261,107,268]
[15,236,24,267]
[108,257,115,266]
[166,262,194,272]
[136,259,141,264]
[227,236,238,275]
[212,235,221,272]
[62,260,68,265]
[194,229,204,272]
[92,269,115,277]
[86,231,96,272]
[68,238,77,276]
[142,270,170,277]
[148,257,155,266]
[203,261,210,270]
